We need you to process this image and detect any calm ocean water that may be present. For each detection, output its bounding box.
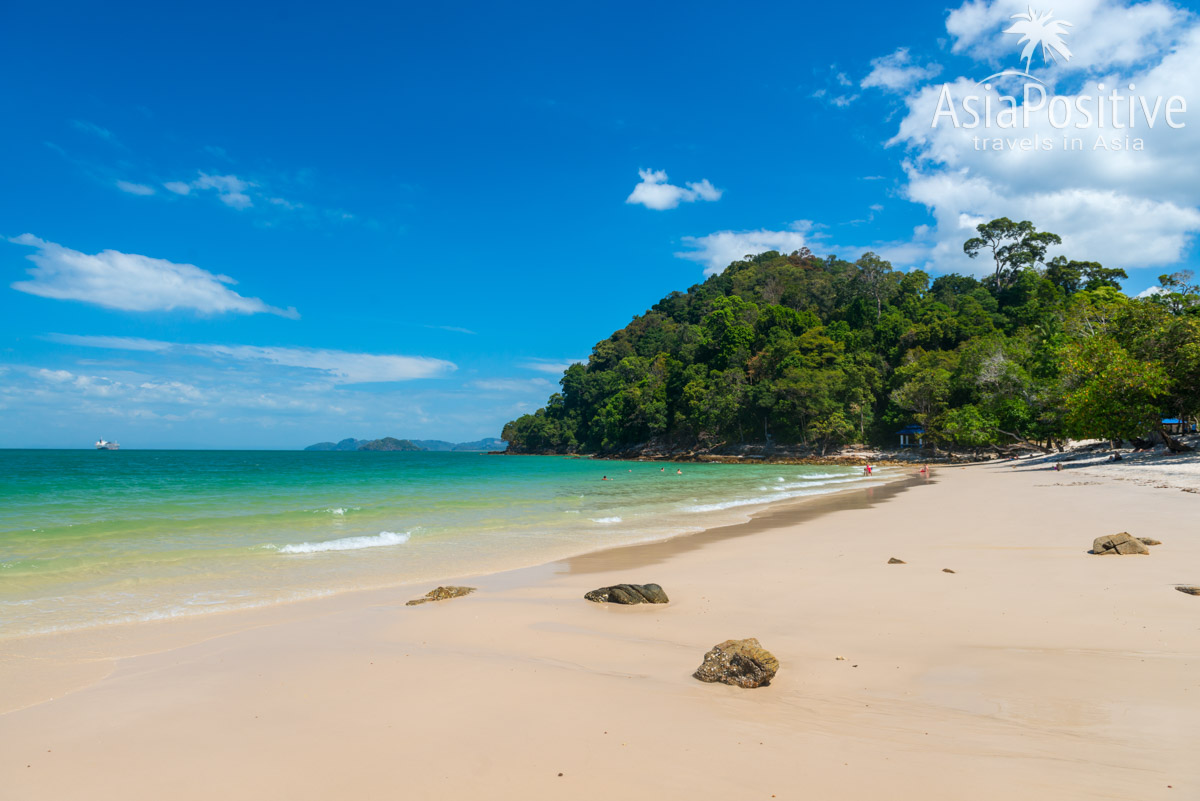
[0,450,882,638]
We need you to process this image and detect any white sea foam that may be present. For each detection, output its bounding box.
[683,477,867,513]
[591,516,622,524]
[683,496,779,513]
[772,476,862,491]
[310,506,359,516]
[277,530,411,554]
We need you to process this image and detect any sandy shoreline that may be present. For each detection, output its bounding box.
[2,460,1197,799]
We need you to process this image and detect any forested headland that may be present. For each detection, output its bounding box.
[502,218,1200,457]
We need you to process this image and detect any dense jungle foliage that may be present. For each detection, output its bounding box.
[502,218,1200,454]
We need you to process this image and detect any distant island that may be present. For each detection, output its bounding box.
[304,437,507,452]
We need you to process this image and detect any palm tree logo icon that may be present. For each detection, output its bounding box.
[978,6,1073,85]
[1005,7,1072,75]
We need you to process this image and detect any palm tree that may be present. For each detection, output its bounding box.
[1005,7,1072,75]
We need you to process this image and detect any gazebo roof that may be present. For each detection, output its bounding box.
[897,424,925,434]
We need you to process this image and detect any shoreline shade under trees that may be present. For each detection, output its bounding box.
[502,218,1200,455]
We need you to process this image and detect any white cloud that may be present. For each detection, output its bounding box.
[425,324,477,335]
[37,368,74,383]
[875,0,1200,274]
[48,334,456,384]
[116,180,155,196]
[162,172,255,208]
[47,334,172,351]
[947,0,1183,70]
[194,173,254,209]
[468,378,554,392]
[9,234,299,318]
[196,344,454,383]
[677,222,816,275]
[71,120,115,141]
[518,359,585,375]
[162,175,307,217]
[625,169,723,210]
[861,48,943,92]
[812,66,861,107]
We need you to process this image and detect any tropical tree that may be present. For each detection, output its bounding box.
[852,252,897,321]
[964,218,1062,290]
[1058,337,1169,443]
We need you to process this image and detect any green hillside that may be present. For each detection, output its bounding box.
[502,218,1200,455]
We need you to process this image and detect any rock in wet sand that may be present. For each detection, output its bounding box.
[1092,532,1149,555]
[406,586,476,606]
[693,638,779,688]
[584,583,669,604]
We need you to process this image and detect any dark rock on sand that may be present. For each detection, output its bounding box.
[693,638,779,688]
[1092,532,1150,555]
[942,568,956,573]
[888,557,906,564]
[1138,537,1163,546]
[406,586,476,606]
[1176,586,1200,596]
[584,583,669,604]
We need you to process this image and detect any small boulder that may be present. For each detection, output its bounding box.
[584,583,669,604]
[693,638,779,688]
[888,557,906,564]
[942,568,956,574]
[406,586,476,606]
[1176,586,1200,596]
[1092,532,1150,555]
[1138,537,1162,546]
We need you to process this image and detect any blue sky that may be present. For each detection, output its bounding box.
[3,0,1198,448]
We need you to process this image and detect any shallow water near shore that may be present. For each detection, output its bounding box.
[0,450,884,637]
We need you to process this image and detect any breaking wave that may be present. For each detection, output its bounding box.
[276,530,411,554]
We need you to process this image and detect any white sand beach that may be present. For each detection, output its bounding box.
[2,458,1197,800]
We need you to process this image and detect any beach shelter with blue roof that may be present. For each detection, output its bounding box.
[1162,418,1196,435]
[897,424,924,447]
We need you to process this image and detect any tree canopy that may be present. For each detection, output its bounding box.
[503,220,1200,454]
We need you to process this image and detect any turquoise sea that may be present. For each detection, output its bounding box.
[0,450,881,638]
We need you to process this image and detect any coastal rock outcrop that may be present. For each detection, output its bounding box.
[1176,586,1200,596]
[888,557,906,564]
[1092,532,1150,555]
[584,583,669,604]
[406,586,476,606]
[693,638,779,688]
